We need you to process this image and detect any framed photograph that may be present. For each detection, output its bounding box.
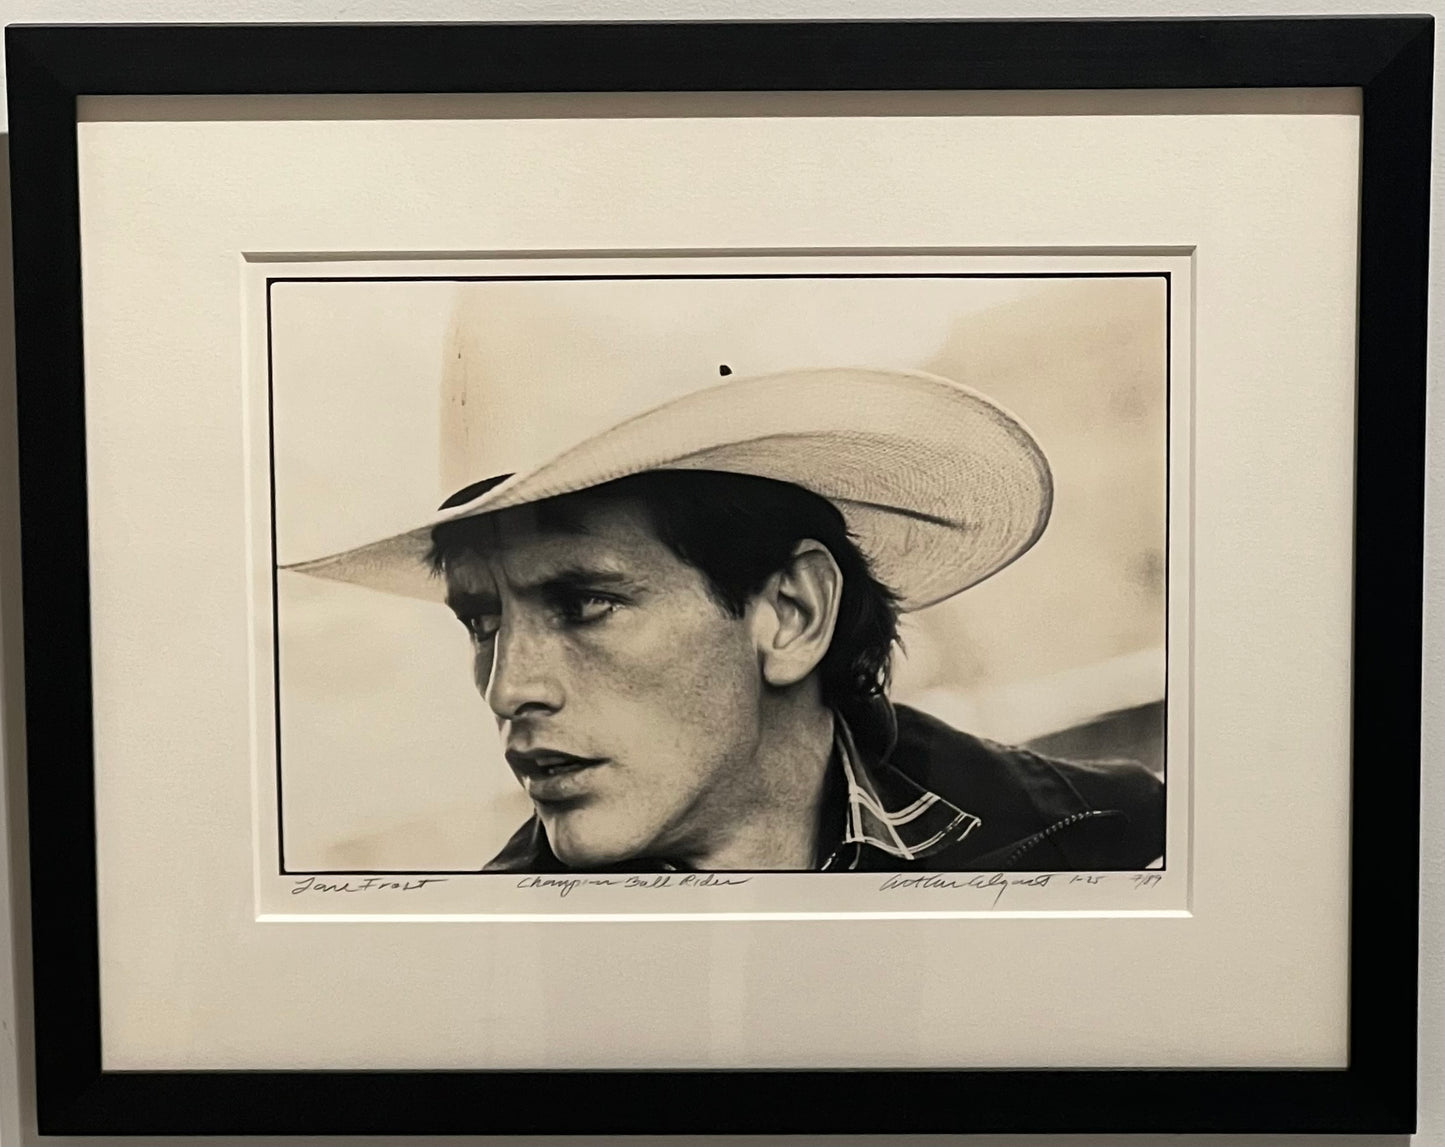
[5,16,1430,1137]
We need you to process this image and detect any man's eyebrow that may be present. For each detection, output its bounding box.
[520,566,639,595]
[445,568,640,614]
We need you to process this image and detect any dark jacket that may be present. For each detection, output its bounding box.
[822,703,1165,871]
[487,702,1164,873]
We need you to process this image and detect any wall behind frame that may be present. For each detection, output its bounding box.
[0,0,1438,1144]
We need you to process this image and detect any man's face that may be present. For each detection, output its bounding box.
[442,495,768,868]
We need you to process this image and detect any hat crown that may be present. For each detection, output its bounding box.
[437,278,968,498]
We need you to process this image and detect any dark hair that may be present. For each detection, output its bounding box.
[426,470,901,716]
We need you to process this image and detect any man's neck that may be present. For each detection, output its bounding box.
[678,701,836,871]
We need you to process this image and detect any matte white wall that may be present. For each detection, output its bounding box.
[0,2,1437,1146]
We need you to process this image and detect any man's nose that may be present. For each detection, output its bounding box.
[483,620,564,720]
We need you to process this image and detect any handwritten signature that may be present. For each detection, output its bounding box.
[517,873,752,898]
[878,871,1162,906]
[291,876,447,895]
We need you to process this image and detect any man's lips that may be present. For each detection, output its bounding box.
[505,748,607,799]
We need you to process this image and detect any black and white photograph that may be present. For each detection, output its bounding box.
[11,19,1426,1129]
[267,266,1172,880]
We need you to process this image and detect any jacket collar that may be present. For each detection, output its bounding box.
[820,708,982,870]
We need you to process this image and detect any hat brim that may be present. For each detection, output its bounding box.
[281,368,1052,612]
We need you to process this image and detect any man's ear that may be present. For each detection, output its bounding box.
[753,540,843,689]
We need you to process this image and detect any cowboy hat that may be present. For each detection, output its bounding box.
[281,278,1053,612]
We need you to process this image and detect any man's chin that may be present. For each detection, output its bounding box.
[548,839,645,869]
[541,816,665,869]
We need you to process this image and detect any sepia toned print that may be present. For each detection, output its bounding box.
[273,272,1168,874]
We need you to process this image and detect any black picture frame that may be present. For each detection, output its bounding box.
[5,17,1430,1137]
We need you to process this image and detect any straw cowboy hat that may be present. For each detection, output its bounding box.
[283,277,1054,612]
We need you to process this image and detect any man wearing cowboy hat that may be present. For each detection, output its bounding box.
[287,278,1165,873]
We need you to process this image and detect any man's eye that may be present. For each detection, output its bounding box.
[558,594,619,625]
[461,614,500,641]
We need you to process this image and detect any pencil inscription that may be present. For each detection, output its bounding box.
[290,876,447,895]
